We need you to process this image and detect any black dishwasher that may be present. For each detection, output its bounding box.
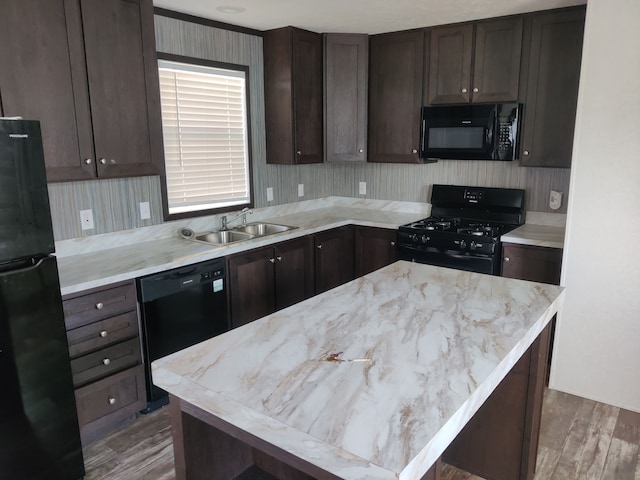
[138,257,228,412]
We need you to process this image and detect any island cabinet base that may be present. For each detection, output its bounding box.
[168,395,441,480]
[443,323,551,480]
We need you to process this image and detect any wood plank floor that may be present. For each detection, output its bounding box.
[83,389,640,480]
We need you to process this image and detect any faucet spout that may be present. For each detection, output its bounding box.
[221,207,252,230]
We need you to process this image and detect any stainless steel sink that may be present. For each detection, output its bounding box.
[232,222,297,236]
[194,230,255,245]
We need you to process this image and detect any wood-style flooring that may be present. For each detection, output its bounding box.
[83,389,640,480]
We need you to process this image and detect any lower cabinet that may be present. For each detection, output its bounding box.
[501,243,562,285]
[354,226,397,277]
[227,236,314,329]
[62,280,146,446]
[314,226,355,294]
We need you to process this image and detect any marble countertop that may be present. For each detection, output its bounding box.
[152,261,565,480]
[501,223,565,249]
[56,201,428,295]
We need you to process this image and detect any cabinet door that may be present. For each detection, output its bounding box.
[354,226,397,277]
[227,246,275,328]
[314,227,355,294]
[472,17,523,103]
[427,24,474,105]
[324,34,368,163]
[274,237,314,311]
[368,30,424,163]
[80,0,163,178]
[0,0,95,182]
[520,8,585,167]
[501,243,563,285]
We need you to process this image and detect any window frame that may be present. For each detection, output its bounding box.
[155,52,254,221]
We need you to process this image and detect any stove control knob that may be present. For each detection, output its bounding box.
[421,235,430,244]
[459,240,467,249]
[409,234,418,242]
[470,241,477,251]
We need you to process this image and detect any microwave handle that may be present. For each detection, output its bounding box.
[420,115,426,156]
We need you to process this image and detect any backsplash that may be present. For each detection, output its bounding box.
[47,13,571,241]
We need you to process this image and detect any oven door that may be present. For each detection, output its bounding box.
[397,244,499,275]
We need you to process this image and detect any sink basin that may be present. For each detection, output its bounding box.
[194,230,255,245]
[232,223,297,236]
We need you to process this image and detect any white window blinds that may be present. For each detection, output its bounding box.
[158,59,250,215]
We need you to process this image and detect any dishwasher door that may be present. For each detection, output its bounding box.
[138,257,228,412]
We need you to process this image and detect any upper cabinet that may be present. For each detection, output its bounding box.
[368,30,425,163]
[324,34,368,163]
[264,27,323,165]
[0,0,164,182]
[519,8,585,168]
[426,17,523,105]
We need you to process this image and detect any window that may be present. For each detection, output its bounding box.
[157,54,252,219]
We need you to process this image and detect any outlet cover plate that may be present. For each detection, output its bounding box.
[80,209,94,230]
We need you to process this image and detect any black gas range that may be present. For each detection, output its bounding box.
[397,184,525,275]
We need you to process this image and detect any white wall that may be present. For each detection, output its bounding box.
[549,0,640,412]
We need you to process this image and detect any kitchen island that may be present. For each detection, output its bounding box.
[152,261,564,480]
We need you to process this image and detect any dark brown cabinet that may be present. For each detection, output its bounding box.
[0,0,163,182]
[354,226,397,277]
[426,17,523,105]
[519,7,585,168]
[324,33,369,163]
[227,237,313,328]
[264,27,323,165]
[368,30,425,163]
[501,243,563,285]
[314,226,355,294]
[63,280,145,445]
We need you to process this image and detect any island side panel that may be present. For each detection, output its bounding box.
[442,324,551,480]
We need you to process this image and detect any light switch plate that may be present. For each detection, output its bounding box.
[359,182,367,195]
[266,187,274,202]
[298,184,304,197]
[140,201,151,220]
[80,209,94,230]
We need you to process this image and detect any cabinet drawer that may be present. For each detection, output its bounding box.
[66,310,138,358]
[71,338,141,387]
[75,365,145,429]
[63,281,137,330]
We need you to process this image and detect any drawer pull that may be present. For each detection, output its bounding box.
[108,397,117,406]
[504,257,510,262]
[99,330,108,338]
[95,302,104,310]
[102,358,111,366]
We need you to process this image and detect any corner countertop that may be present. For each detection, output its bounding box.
[152,260,565,480]
[501,212,566,249]
[56,198,430,296]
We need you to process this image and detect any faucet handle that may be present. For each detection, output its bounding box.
[221,215,228,230]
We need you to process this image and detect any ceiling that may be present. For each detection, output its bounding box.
[153,0,586,34]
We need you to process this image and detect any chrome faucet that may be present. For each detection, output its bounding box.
[221,207,252,230]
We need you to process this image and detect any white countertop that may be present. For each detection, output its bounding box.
[56,201,429,295]
[152,261,565,480]
[501,223,565,249]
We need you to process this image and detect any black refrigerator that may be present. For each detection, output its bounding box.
[0,119,84,479]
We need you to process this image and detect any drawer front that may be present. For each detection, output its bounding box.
[67,310,139,358]
[71,338,142,387]
[75,365,146,428]
[63,281,137,330]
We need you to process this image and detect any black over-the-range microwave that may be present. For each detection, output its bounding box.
[420,102,522,161]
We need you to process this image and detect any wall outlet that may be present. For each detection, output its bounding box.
[359,181,367,195]
[140,201,151,220]
[266,187,274,202]
[298,183,304,197]
[549,190,563,210]
[80,209,94,230]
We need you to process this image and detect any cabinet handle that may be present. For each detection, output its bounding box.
[276,256,282,262]
[95,302,104,310]
[473,87,479,93]
[84,158,93,165]
[296,150,301,155]
[523,150,530,156]
[108,397,117,406]
[316,244,322,249]
[358,149,364,153]
[461,88,468,93]
[390,241,395,246]
[504,257,510,262]
[99,158,107,165]
[102,358,111,366]
[412,149,418,154]
[99,330,108,338]
[269,258,275,264]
